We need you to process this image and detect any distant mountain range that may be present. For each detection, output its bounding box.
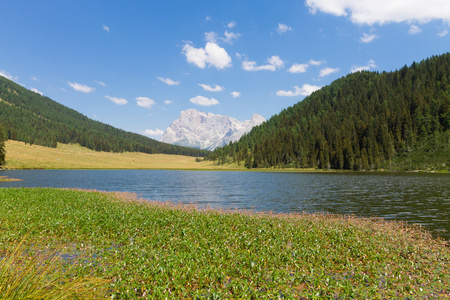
[160,109,265,150]
[0,76,208,157]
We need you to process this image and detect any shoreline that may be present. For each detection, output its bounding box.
[1,187,448,298]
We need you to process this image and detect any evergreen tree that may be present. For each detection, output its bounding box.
[0,126,5,168]
[209,53,450,171]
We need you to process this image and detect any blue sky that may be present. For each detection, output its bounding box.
[1,1,449,139]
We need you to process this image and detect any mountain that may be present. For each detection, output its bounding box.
[209,53,450,171]
[0,76,208,157]
[160,109,265,150]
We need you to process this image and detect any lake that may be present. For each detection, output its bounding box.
[1,170,449,240]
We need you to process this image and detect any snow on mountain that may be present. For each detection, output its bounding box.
[160,109,265,150]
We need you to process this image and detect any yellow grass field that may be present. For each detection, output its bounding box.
[4,140,244,170]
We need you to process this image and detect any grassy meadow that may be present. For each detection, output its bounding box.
[0,188,448,299]
[4,140,243,170]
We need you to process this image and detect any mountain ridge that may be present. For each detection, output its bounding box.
[209,53,450,171]
[160,109,265,150]
[0,76,209,157]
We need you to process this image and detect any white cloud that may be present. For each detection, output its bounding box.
[136,97,156,108]
[438,29,448,37]
[231,91,241,98]
[319,67,340,77]
[288,63,309,73]
[276,84,321,97]
[205,31,241,44]
[103,25,110,33]
[157,77,180,86]
[223,31,241,44]
[243,55,285,71]
[199,83,224,92]
[164,100,173,105]
[277,23,292,34]
[143,129,164,136]
[308,59,324,66]
[95,80,106,87]
[305,0,450,25]
[205,16,211,21]
[361,33,378,43]
[190,95,219,106]
[67,82,95,93]
[30,88,43,96]
[227,21,236,28]
[205,31,218,43]
[182,42,232,70]
[409,25,421,35]
[351,59,377,73]
[105,95,128,105]
[0,70,17,81]
[31,76,39,81]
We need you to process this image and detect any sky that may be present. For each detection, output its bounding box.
[0,0,449,139]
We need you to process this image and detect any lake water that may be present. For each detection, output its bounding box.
[1,170,449,240]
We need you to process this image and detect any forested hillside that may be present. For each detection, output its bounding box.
[0,125,5,168]
[0,77,208,157]
[210,53,450,171]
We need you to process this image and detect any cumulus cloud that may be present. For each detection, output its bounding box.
[105,95,128,105]
[305,0,450,25]
[361,33,378,43]
[409,25,421,35]
[223,31,241,44]
[67,82,95,93]
[199,83,224,92]
[95,80,106,87]
[308,59,324,66]
[288,63,309,73]
[351,59,377,73]
[205,31,241,44]
[143,129,164,136]
[277,23,292,34]
[30,76,39,81]
[205,31,218,43]
[243,55,285,71]
[438,29,448,37]
[182,42,232,70]
[227,21,236,28]
[30,88,43,96]
[231,91,241,98]
[103,25,110,33]
[190,95,219,106]
[136,97,156,108]
[164,100,173,105]
[319,67,340,77]
[276,84,321,97]
[157,77,180,86]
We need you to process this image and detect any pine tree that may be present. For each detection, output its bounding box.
[0,126,5,168]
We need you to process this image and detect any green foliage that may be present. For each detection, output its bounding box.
[0,125,5,168]
[0,188,448,298]
[0,239,107,299]
[0,78,208,157]
[210,53,450,170]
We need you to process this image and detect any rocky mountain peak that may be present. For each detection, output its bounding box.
[160,109,265,151]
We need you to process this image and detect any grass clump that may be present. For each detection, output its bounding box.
[0,188,448,299]
[0,238,107,299]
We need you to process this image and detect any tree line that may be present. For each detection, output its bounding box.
[209,53,450,171]
[0,76,209,158]
[0,125,5,168]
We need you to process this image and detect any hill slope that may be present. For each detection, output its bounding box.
[210,53,450,171]
[0,77,208,157]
